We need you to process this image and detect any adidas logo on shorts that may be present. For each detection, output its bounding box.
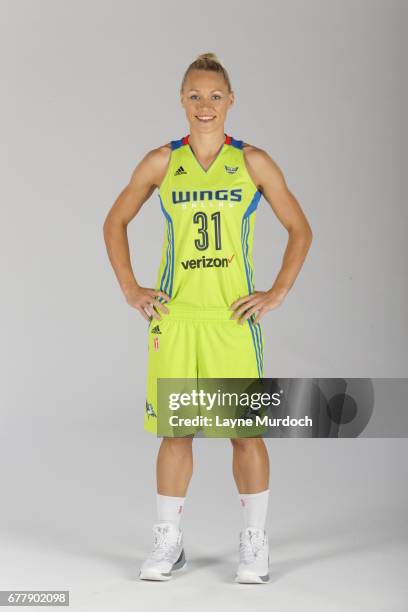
[151,325,162,334]
[174,165,187,175]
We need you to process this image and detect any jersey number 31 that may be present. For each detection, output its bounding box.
[193,211,221,251]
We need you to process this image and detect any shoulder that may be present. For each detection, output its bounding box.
[142,143,172,170]
[242,142,281,172]
[131,143,172,188]
[242,142,285,190]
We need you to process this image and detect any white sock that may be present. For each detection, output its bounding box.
[156,494,185,527]
[239,489,269,530]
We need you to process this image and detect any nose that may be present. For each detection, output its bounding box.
[197,102,214,112]
[198,96,213,107]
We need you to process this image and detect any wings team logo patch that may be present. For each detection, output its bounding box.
[145,400,157,419]
[225,165,239,174]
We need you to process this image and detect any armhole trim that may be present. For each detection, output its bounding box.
[157,144,174,193]
[241,144,262,196]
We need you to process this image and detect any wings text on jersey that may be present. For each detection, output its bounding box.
[172,189,243,204]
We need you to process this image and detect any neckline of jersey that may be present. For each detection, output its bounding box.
[183,133,231,174]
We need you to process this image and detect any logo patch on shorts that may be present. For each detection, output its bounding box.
[151,325,162,334]
[145,400,157,419]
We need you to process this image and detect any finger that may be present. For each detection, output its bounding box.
[252,309,265,324]
[230,300,255,318]
[152,290,171,302]
[144,305,161,321]
[239,305,261,324]
[231,294,261,312]
[230,294,254,310]
[137,307,152,322]
[155,301,170,315]
[231,299,260,319]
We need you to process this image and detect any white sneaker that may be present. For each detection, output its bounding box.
[139,523,186,581]
[235,527,270,584]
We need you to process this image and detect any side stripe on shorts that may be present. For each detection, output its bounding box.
[241,190,263,377]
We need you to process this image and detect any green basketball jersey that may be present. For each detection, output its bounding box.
[155,133,262,309]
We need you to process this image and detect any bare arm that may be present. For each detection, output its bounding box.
[231,146,313,323]
[103,145,171,321]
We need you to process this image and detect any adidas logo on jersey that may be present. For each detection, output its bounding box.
[151,325,162,334]
[174,166,187,175]
[225,165,239,174]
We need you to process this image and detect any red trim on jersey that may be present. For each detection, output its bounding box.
[183,133,231,146]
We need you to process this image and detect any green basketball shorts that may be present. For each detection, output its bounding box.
[144,304,264,436]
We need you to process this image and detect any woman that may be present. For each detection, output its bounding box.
[103,52,312,583]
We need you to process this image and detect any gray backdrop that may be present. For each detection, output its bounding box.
[1,1,407,610]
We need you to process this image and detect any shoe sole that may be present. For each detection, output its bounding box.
[139,550,186,581]
[235,572,270,584]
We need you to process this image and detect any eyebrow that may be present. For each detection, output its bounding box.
[187,89,223,93]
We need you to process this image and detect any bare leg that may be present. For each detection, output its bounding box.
[157,436,194,496]
[230,437,269,493]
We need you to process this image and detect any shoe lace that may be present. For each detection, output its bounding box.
[239,529,265,563]
[150,524,179,561]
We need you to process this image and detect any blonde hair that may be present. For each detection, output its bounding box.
[180,52,232,93]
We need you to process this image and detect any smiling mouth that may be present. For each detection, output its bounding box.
[195,115,216,122]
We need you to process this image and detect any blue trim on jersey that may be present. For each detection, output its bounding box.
[241,190,263,377]
[230,136,243,149]
[159,195,175,297]
[242,217,251,288]
[170,138,184,150]
[243,189,261,218]
[242,190,261,292]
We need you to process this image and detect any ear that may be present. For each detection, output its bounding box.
[228,90,235,108]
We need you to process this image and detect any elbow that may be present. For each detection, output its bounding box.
[103,212,127,246]
[303,226,313,255]
[299,219,313,248]
[305,225,313,247]
[103,213,118,247]
[289,222,313,247]
[287,223,313,258]
[103,216,111,244]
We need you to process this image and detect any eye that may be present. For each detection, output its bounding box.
[212,94,221,100]
[190,94,199,100]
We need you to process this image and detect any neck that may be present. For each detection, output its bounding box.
[188,129,226,158]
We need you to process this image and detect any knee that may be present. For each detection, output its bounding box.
[162,436,193,455]
[230,437,264,452]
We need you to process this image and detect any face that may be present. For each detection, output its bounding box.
[181,69,234,132]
